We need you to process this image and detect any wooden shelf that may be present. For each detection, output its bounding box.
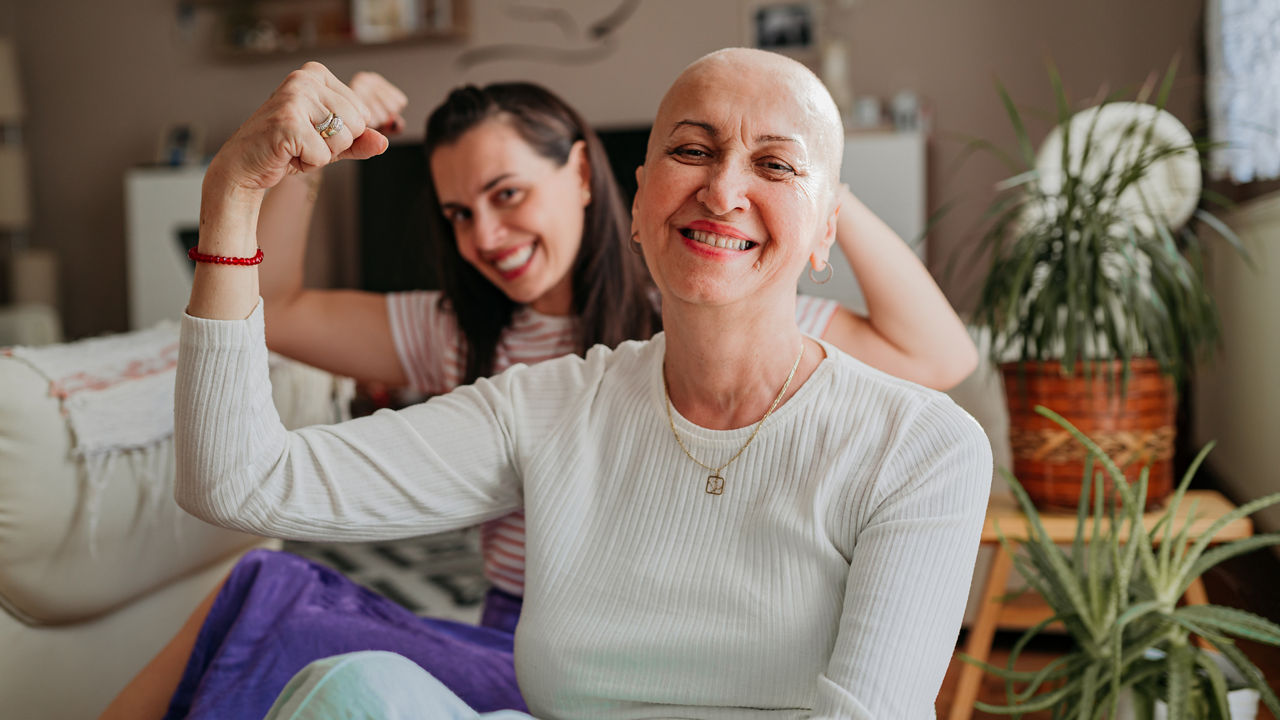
[193,0,469,60]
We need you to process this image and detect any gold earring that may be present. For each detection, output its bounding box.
[808,261,832,285]
[583,188,592,205]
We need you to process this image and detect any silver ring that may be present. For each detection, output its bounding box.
[320,114,344,139]
[314,112,336,134]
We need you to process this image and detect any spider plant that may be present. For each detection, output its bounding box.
[962,406,1280,719]
[971,60,1247,385]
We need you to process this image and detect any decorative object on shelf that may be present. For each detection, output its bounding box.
[962,406,1280,720]
[969,61,1246,510]
[198,0,469,59]
[155,123,205,166]
[352,0,419,43]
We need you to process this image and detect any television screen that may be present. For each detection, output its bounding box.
[357,126,651,293]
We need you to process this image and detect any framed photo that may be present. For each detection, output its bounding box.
[744,2,816,53]
[154,124,203,167]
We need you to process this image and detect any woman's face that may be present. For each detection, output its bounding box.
[633,61,839,313]
[431,119,590,316]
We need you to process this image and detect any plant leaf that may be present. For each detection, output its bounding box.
[1182,533,1280,595]
[1203,636,1280,716]
[1176,604,1280,646]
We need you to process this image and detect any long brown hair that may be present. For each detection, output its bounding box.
[422,82,658,384]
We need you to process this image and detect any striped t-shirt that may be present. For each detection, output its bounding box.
[387,290,839,596]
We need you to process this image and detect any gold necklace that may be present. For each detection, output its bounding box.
[663,342,805,496]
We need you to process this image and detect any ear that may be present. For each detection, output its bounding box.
[811,193,840,269]
[570,139,591,194]
[631,165,646,222]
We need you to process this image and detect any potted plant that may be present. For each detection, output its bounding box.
[969,61,1246,509]
[964,406,1280,719]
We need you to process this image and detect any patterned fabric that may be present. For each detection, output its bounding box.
[387,291,839,598]
[7,321,180,457]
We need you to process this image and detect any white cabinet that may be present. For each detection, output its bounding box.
[796,130,927,312]
[124,165,205,330]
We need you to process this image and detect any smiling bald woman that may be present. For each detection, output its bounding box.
[172,48,991,719]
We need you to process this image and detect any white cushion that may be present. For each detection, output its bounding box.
[0,352,261,625]
[0,337,351,626]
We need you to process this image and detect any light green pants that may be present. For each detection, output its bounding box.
[263,651,536,720]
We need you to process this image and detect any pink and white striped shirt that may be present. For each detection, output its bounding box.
[387,290,838,596]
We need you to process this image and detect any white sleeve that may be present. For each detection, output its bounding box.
[815,398,993,718]
[174,300,524,542]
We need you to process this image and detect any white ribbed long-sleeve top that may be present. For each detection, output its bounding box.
[175,303,992,720]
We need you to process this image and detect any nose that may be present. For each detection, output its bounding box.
[470,208,506,252]
[696,164,751,216]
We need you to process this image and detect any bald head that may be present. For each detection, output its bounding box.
[652,48,845,192]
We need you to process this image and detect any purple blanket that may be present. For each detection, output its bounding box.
[164,549,526,719]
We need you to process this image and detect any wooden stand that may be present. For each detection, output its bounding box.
[947,489,1252,720]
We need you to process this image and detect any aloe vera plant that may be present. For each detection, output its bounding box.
[963,406,1280,719]
[969,61,1247,385]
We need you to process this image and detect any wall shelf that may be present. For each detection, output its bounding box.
[188,0,469,60]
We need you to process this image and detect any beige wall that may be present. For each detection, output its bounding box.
[8,0,1204,339]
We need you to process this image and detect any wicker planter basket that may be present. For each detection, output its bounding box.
[1001,359,1176,511]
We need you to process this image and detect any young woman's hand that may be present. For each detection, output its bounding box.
[207,62,389,194]
[350,71,409,136]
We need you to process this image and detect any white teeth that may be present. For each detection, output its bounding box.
[494,244,535,272]
[688,229,750,251]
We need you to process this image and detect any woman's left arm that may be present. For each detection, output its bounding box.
[821,186,978,391]
[814,398,992,718]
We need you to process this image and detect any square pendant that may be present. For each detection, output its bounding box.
[705,474,725,495]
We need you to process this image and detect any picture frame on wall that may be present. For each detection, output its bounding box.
[743,1,817,54]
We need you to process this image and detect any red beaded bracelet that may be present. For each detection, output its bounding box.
[188,247,265,266]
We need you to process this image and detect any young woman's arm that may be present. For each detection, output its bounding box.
[821,186,978,391]
[253,72,411,385]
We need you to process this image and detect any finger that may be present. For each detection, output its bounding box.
[313,64,373,129]
[373,85,408,134]
[339,127,390,162]
[364,96,395,130]
[376,81,409,115]
[305,97,365,168]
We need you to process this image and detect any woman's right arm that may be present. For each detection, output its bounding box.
[254,71,412,386]
[179,64,523,539]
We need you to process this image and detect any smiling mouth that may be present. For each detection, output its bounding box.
[492,243,536,274]
[680,228,757,251]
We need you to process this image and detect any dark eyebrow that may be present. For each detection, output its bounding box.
[481,173,514,192]
[672,119,717,137]
[671,120,798,146]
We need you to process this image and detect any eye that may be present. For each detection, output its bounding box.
[442,207,471,225]
[492,187,524,206]
[757,157,796,177]
[667,145,713,163]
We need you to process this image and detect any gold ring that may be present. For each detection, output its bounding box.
[319,114,344,139]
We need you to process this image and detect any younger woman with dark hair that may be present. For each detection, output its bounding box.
[101,69,977,720]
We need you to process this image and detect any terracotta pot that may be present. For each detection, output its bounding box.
[1001,359,1176,511]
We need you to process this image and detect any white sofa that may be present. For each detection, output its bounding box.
[0,325,352,719]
